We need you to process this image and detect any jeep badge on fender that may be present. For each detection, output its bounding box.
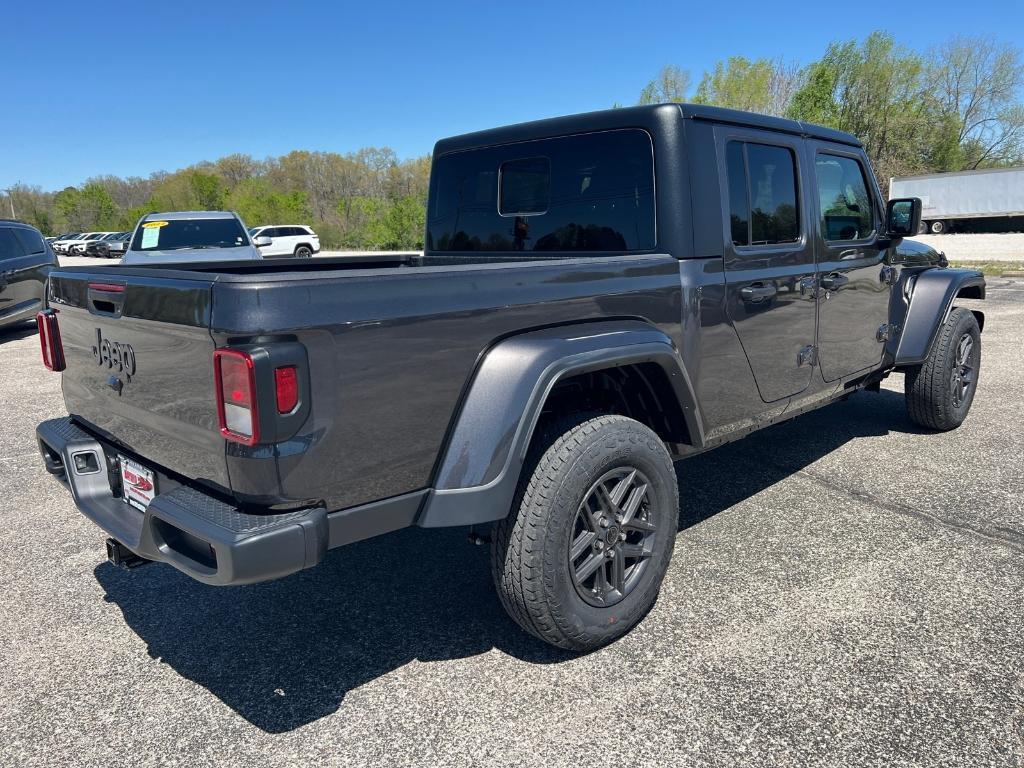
[92,328,136,381]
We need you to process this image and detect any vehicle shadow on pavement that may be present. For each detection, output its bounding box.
[0,321,37,344]
[94,388,923,733]
[94,525,573,733]
[676,387,925,530]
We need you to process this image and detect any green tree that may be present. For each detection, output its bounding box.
[693,56,802,117]
[54,183,118,230]
[787,32,936,181]
[694,57,774,113]
[147,170,226,211]
[226,178,310,228]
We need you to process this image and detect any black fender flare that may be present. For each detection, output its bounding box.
[416,320,701,528]
[894,268,985,367]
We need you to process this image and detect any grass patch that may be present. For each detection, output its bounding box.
[947,260,1024,276]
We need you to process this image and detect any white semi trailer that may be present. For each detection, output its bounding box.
[890,166,1024,234]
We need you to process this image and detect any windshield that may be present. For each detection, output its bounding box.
[130,218,249,251]
[247,227,262,236]
[86,233,105,240]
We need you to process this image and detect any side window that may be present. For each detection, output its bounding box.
[815,154,874,241]
[725,141,800,247]
[13,227,46,255]
[264,228,278,239]
[0,227,26,260]
[725,142,749,246]
[289,227,305,237]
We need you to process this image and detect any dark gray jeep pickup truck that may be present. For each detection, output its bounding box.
[36,105,985,651]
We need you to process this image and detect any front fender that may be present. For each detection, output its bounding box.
[894,268,985,366]
[416,320,700,528]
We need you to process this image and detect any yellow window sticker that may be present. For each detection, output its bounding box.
[141,221,169,228]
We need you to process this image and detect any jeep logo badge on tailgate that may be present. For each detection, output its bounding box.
[92,328,136,381]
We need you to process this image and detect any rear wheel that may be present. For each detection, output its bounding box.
[905,307,981,430]
[294,245,313,259]
[491,415,678,651]
[929,220,947,234]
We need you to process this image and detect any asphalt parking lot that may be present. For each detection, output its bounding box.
[1,280,1022,767]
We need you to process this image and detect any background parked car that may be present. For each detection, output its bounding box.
[50,233,82,254]
[57,232,101,255]
[69,231,116,255]
[84,232,130,258]
[0,220,57,329]
[121,211,266,265]
[247,225,320,258]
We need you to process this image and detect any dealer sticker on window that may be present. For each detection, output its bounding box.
[120,458,156,512]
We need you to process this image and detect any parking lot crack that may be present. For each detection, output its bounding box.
[788,465,1024,554]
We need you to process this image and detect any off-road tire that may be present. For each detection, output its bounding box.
[905,307,981,430]
[491,415,678,651]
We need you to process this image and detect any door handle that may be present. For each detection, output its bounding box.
[819,273,849,290]
[740,283,778,303]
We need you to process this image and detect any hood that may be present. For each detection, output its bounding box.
[120,246,262,265]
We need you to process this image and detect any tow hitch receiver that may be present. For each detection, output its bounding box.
[105,538,151,570]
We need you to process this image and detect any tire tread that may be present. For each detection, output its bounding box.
[491,415,677,650]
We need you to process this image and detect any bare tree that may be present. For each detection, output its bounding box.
[638,65,691,104]
[767,58,803,117]
[926,35,1024,168]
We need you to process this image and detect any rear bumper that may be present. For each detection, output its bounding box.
[37,417,328,586]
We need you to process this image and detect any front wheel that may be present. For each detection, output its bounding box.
[905,307,981,430]
[491,415,678,651]
[929,220,948,234]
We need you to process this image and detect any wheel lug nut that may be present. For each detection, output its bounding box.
[599,518,609,528]
[619,532,626,541]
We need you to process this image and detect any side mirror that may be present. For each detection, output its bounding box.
[254,236,273,247]
[885,197,922,239]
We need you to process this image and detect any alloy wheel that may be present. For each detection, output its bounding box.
[951,333,975,408]
[569,467,658,607]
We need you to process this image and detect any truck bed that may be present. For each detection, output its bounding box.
[48,253,690,513]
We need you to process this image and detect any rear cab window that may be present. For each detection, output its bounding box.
[427,129,656,254]
[724,140,800,247]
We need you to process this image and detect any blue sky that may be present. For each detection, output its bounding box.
[4,0,1023,191]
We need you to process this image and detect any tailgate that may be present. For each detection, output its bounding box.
[48,271,229,490]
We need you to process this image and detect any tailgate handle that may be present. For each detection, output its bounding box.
[88,282,126,316]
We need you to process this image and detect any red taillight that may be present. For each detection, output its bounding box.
[88,282,125,293]
[36,311,65,372]
[274,366,298,413]
[214,349,259,445]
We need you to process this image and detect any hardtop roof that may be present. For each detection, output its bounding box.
[433,103,861,155]
[141,210,240,221]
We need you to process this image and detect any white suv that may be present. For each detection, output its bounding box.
[67,232,117,255]
[247,225,320,258]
